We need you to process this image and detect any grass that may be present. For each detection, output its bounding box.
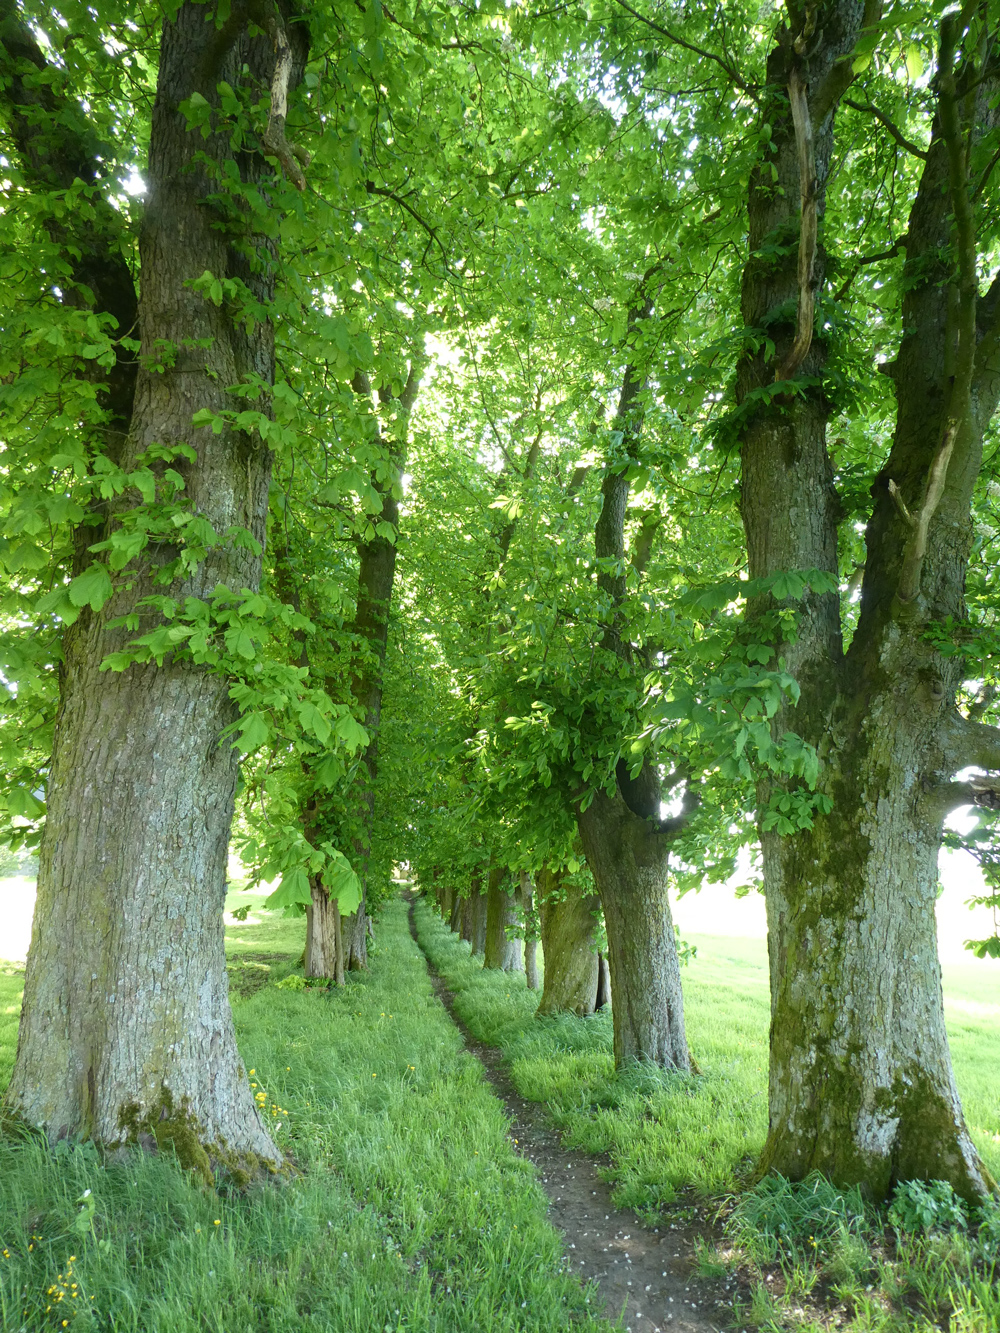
[0,895,614,1333]
[413,897,1000,1332]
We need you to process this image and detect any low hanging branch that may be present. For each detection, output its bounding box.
[775,64,818,383]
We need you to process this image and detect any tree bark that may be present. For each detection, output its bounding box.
[305,877,343,985]
[738,2,999,1199]
[484,865,519,970]
[518,871,539,990]
[535,865,601,1017]
[577,792,688,1067]
[2,2,306,1170]
[450,889,464,934]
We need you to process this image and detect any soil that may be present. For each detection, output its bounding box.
[226,951,290,998]
[406,897,745,1333]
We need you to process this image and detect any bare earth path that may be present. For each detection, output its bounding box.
[405,897,741,1333]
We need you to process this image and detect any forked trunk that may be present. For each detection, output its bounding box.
[3,1,306,1169]
[535,865,601,1017]
[305,879,344,986]
[577,790,688,1069]
[736,4,1000,1198]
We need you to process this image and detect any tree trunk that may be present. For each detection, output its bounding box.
[450,890,463,934]
[305,879,344,985]
[518,872,539,990]
[470,889,487,956]
[484,866,519,970]
[596,953,611,1011]
[535,865,601,1017]
[342,908,368,971]
[2,2,306,1170]
[577,790,689,1069]
[737,4,1000,1199]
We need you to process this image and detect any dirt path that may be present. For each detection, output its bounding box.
[406,898,739,1333]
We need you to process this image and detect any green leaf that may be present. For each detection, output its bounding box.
[237,712,270,753]
[334,712,370,752]
[68,563,113,611]
[264,865,312,911]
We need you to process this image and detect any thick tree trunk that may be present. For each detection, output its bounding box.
[737,4,1000,1199]
[484,866,519,970]
[535,865,601,1017]
[577,791,688,1069]
[305,879,344,986]
[3,2,305,1169]
[450,890,463,934]
[470,890,487,956]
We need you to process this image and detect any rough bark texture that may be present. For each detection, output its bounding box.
[535,865,601,1017]
[3,2,306,1167]
[518,872,539,990]
[737,2,1000,1198]
[483,866,520,970]
[577,793,688,1068]
[305,878,343,985]
[449,890,464,934]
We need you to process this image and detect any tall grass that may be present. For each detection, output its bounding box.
[0,900,612,1333]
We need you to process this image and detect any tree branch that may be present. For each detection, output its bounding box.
[842,96,928,160]
[258,3,309,189]
[895,12,977,608]
[608,0,758,99]
[810,0,883,127]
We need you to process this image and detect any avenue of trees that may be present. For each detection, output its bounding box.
[1,0,999,1204]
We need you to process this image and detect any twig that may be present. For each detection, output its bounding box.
[843,97,928,160]
[608,0,758,100]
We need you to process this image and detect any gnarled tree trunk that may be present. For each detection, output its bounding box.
[2,1,306,1169]
[535,865,601,1017]
[305,878,344,985]
[738,2,1000,1199]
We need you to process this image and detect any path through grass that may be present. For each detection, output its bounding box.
[412,899,1000,1220]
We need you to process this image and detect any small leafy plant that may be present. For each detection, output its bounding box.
[888,1179,969,1235]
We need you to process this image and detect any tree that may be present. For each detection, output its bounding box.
[733,1,1000,1198]
[1,0,309,1169]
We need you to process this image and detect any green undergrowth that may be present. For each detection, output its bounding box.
[412,898,1000,1226]
[719,1171,1000,1332]
[0,898,612,1333]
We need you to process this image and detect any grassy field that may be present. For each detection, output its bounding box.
[0,895,612,1333]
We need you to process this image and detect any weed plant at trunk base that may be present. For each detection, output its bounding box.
[0,901,611,1333]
